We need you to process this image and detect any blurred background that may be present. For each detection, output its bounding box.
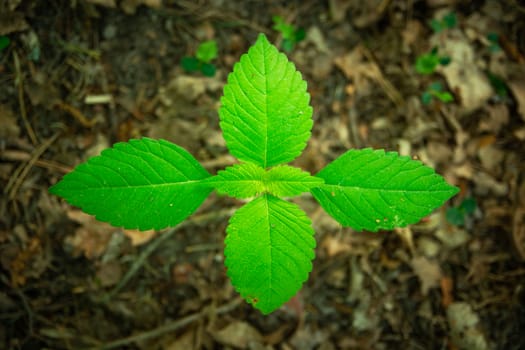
[1,0,524,349]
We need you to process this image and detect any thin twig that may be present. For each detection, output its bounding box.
[13,51,38,145]
[55,101,100,127]
[348,106,362,148]
[14,288,34,336]
[361,46,404,107]
[1,149,72,173]
[5,132,61,199]
[91,297,242,350]
[440,105,463,133]
[105,208,234,299]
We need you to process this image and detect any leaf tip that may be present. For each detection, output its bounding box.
[256,33,269,45]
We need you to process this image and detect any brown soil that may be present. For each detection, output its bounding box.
[1,1,525,349]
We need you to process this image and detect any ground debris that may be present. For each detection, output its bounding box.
[1,1,524,349]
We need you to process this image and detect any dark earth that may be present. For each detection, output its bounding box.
[1,0,525,349]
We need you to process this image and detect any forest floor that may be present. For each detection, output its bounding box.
[1,0,525,349]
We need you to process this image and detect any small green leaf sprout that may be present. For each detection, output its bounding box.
[272,15,305,52]
[181,39,218,76]
[415,47,451,75]
[0,36,10,52]
[422,82,454,105]
[430,12,457,33]
[446,197,476,226]
[487,32,501,53]
[487,72,509,99]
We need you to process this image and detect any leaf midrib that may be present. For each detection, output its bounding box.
[262,40,269,168]
[320,183,454,194]
[66,179,204,190]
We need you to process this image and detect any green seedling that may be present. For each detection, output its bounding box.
[446,197,476,226]
[50,34,458,314]
[415,47,451,75]
[0,36,10,51]
[422,82,454,105]
[272,15,305,52]
[181,39,218,77]
[487,32,501,53]
[430,12,457,33]
[487,72,508,98]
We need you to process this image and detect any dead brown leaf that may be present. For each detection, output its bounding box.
[334,45,402,106]
[480,104,509,134]
[508,79,525,122]
[65,210,155,258]
[0,104,20,140]
[328,0,353,22]
[84,0,117,8]
[121,0,161,14]
[411,256,442,295]
[66,210,117,259]
[440,276,454,307]
[8,236,44,286]
[210,321,263,349]
[512,207,525,261]
[163,328,196,350]
[320,234,352,257]
[401,20,424,53]
[432,29,493,113]
[0,11,28,35]
[472,171,508,196]
[477,144,505,175]
[95,261,122,287]
[447,302,489,350]
[436,226,470,248]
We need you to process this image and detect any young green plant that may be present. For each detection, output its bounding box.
[181,39,218,76]
[0,36,10,52]
[50,34,458,314]
[430,12,457,33]
[272,15,305,52]
[446,197,476,226]
[415,47,451,75]
[422,82,454,105]
[486,32,501,53]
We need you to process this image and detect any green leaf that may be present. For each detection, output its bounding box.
[205,163,266,198]
[428,82,444,92]
[204,163,323,199]
[430,19,444,33]
[487,32,501,52]
[265,165,323,197]
[433,90,454,103]
[0,36,10,51]
[439,56,451,66]
[443,12,457,29]
[219,33,313,168]
[426,82,453,103]
[201,63,216,77]
[196,40,218,63]
[225,194,316,314]
[487,32,499,44]
[281,38,294,53]
[181,56,200,72]
[446,207,465,226]
[415,53,440,74]
[295,28,306,43]
[49,138,212,230]
[272,16,295,40]
[421,92,433,105]
[487,73,508,97]
[311,148,458,231]
[430,12,456,33]
[460,197,476,214]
